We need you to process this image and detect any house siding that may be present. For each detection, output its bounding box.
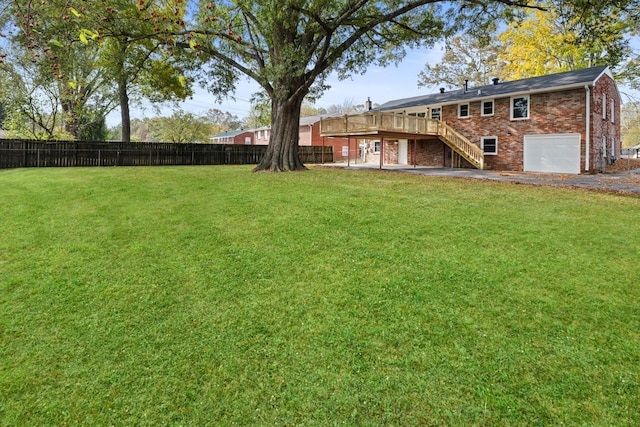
[591,73,621,171]
[443,88,588,171]
[368,67,622,173]
[311,121,352,161]
[414,139,446,167]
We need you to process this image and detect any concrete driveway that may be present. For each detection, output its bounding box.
[329,164,640,195]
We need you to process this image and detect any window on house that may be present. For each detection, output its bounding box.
[430,107,441,120]
[481,136,498,155]
[374,140,381,153]
[602,136,607,156]
[511,96,529,120]
[610,100,615,123]
[611,138,616,158]
[482,100,494,116]
[458,104,469,118]
[602,94,607,120]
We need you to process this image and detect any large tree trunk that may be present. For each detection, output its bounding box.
[253,94,307,172]
[62,102,81,139]
[119,81,131,143]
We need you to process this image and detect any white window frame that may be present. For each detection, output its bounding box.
[481,136,498,155]
[481,100,494,117]
[458,103,470,118]
[602,94,607,120]
[611,138,615,158]
[610,100,615,123]
[373,140,381,153]
[511,95,529,120]
[430,106,442,120]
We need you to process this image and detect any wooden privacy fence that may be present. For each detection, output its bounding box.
[0,139,333,169]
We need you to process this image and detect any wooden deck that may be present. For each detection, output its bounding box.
[320,113,484,170]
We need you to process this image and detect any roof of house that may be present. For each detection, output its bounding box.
[377,66,612,111]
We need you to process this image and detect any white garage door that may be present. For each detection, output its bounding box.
[524,134,581,174]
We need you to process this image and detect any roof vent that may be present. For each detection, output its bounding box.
[464,79,469,92]
[492,77,500,85]
[439,88,445,93]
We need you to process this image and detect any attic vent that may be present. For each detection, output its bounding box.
[492,77,500,85]
[439,88,445,93]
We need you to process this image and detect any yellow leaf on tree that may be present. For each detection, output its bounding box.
[49,39,64,48]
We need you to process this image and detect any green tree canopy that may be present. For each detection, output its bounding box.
[2,0,196,141]
[181,0,538,171]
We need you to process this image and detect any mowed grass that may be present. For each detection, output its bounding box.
[1,165,639,425]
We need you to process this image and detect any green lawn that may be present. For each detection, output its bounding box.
[1,165,639,425]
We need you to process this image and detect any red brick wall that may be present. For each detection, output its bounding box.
[443,88,588,171]
[591,73,621,172]
[412,138,446,167]
[311,122,352,161]
[232,132,254,145]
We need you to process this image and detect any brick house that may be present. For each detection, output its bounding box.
[210,129,255,145]
[213,115,353,161]
[322,66,621,174]
[300,115,354,162]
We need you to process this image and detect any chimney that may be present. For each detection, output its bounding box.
[365,97,372,111]
[439,88,445,94]
[492,77,500,85]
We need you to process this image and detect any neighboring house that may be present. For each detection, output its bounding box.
[210,129,254,145]
[299,115,353,161]
[211,115,353,161]
[321,66,621,174]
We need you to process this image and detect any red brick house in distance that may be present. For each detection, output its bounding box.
[321,66,621,174]
[209,129,255,145]
[210,115,354,162]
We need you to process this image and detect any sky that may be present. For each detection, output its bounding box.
[106,41,640,128]
[105,44,446,127]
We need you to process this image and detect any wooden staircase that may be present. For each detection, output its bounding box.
[436,122,484,170]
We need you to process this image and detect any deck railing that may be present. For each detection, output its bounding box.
[320,113,484,169]
[436,122,484,170]
[320,113,441,135]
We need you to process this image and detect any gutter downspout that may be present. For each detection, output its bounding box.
[585,85,591,172]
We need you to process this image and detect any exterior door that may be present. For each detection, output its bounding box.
[398,139,408,165]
